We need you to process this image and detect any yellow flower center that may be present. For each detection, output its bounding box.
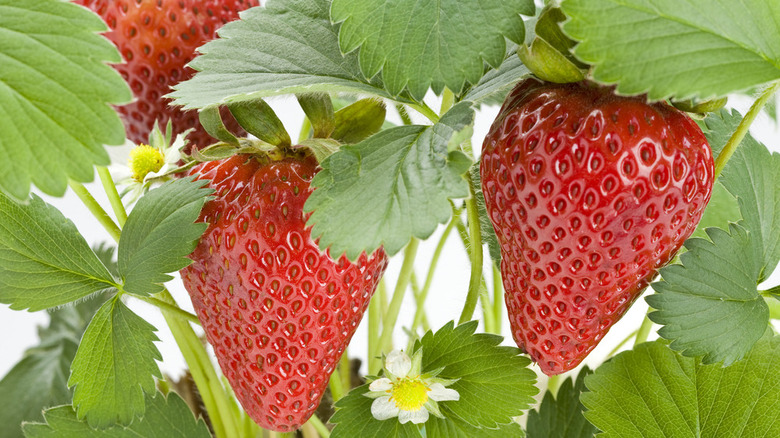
[129,144,164,182]
[390,378,429,411]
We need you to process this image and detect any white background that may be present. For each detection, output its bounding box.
[1,92,779,398]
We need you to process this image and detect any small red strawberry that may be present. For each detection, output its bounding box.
[73,0,257,148]
[481,79,713,375]
[180,152,388,431]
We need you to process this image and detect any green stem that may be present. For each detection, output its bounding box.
[339,349,351,396]
[714,80,780,179]
[492,264,504,334]
[158,289,240,438]
[607,328,640,358]
[409,272,430,333]
[372,239,420,372]
[307,415,331,438]
[298,117,312,143]
[97,166,128,226]
[635,315,654,345]
[478,279,496,333]
[458,182,484,325]
[327,367,345,402]
[69,181,122,242]
[546,374,562,396]
[396,104,413,126]
[764,295,780,319]
[301,421,318,438]
[410,217,457,334]
[367,280,383,373]
[128,293,201,325]
[440,88,455,114]
[409,103,440,123]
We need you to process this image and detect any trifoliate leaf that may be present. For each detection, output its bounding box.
[118,178,212,296]
[0,293,110,438]
[171,0,403,110]
[22,392,210,438]
[0,0,130,200]
[581,335,780,437]
[68,297,162,428]
[415,321,538,429]
[561,0,780,101]
[330,385,424,438]
[331,0,534,100]
[0,194,118,311]
[305,102,474,260]
[461,43,531,108]
[647,224,767,365]
[527,367,596,438]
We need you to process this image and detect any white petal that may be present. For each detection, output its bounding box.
[369,378,393,392]
[399,407,429,424]
[428,383,460,402]
[385,350,412,377]
[371,396,400,421]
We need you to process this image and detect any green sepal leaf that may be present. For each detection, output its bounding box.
[527,367,596,438]
[199,106,240,146]
[306,102,474,260]
[297,93,335,138]
[561,0,780,101]
[171,0,405,109]
[118,178,213,297]
[22,391,211,438]
[228,99,291,148]
[0,293,109,438]
[330,0,535,100]
[581,335,780,437]
[0,0,130,200]
[647,224,767,366]
[68,296,162,428]
[517,38,585,84]
[414,320,538,429]
[332,99,387,144]
[297,138,341,163]
[469,163,501,265]
[461,44,531,106]
[330,385,424,438]
[0,194,117,311]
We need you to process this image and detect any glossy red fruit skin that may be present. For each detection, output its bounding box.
[481,79,714,375]
[72,0,257,149]
[180,154,388,431]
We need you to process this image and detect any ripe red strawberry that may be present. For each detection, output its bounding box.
[180,153,388,431]
[72,0,257,149]
[481,79,714,375]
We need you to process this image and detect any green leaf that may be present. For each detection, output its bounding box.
[118,178,212,297]
[527,367,596,438]
[332,98,387,144]
[415,321,538,429]
[470,164,501,265]
[330,384,424,438]
[0,0,130,200]
[171,0,403,110]
[426,417,526,438]
[690,182,741,241]
[297,93,335,139]
[0,293,111,438]
[647,224,767,365]
[305,102,474,260]
[68,296,162,428]
[0,194,117,311]
[23,392,211,438]
[330,0,534,100]
[228,99,291,147]
[461,44,531,106]
[581,335,780,437]
[561,0,780,100]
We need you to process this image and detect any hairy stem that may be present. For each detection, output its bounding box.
[492,264,504,334]
[458,181,484,325]
[367,280,383,373]
[478,279,496,333]
[339,350,351,398]
[396,104,413,126]
[69,181,122,242]
[97,166,128,226]
[409,102,440,124]
[372,239,420,371]
[635,315,654,345]
[714,80,780,179]
[307,414,331,438]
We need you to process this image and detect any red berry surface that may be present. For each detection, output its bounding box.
[480,79,714,375]
[73,0,257,148]
[180,154,388,431]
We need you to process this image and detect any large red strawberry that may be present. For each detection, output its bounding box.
[73,0,257,149]
[180,152,388,431]
[481,79,713,375]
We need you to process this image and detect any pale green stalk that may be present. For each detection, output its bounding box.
[478,280,496,333]
[410,217,457,334]
[307,415,331,438]
[492,264,504,334]
[128,293,200,325]
[339,350,351,397]
[97,166,128,226]
[635,315,654,345]
[458,187,484,325]
[68,181,122,242]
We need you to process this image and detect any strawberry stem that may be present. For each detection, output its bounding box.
[68,181,122,242]
[327,367,345,402]
[409,272,431,333]
[458,178,484,325]
[97,166,128,226]
[478,278,497,333]
[546,374,562,396]
[409,102,440,123]
[306,414,331,438]
[367,279,385,374]
[492,264,504,334]
[339,351,351,398]
[372,238,420,372]
[713,80,780,179]
[606,328,640,358]
[634,315,654,345]
[128,293,201,325]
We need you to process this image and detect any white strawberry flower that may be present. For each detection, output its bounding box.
[365,349,460,424]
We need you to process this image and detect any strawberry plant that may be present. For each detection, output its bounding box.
[1,0,779,437]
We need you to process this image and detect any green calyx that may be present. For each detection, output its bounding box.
[518,5,588,83]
